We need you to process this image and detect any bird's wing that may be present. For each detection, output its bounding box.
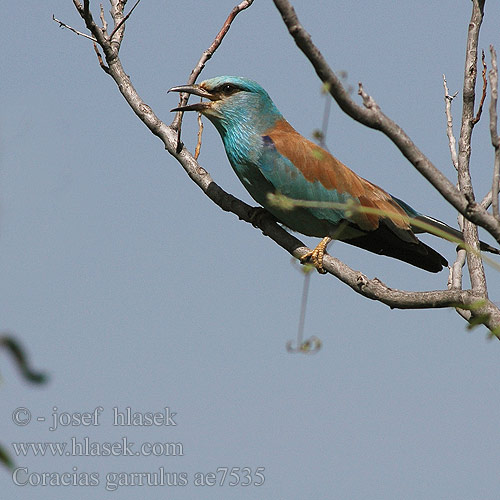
[260,120,415,242]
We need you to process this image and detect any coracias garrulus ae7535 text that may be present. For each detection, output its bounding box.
[170,76,499,273]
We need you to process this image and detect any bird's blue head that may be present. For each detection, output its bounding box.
[170,76,283,136]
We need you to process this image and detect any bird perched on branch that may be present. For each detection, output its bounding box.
[170,76,499,273]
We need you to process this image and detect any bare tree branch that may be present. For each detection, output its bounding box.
[188,0,254,87]
[61,1,500,335]
[472,49,487,125]
[72,0,112,52]
[489,45,500,220]
[194,112,203,160]
[109,0,141,40]
[52,14,97,41]
[99,3,108,34]
[271,0,500,244]
[92,42,110,73]
[448,247,470,322]
[171,0,254,144]
[442,74,468,305]
[457,0,487,294]
[443,75,459,171]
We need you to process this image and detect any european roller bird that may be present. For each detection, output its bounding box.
[170,76,499,273]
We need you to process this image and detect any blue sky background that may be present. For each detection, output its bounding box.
[2,1,500,499]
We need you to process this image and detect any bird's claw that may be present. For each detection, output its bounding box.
[300,248,328,274]
[300,237,332,274]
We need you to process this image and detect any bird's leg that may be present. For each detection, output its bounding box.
[300,237,332,274]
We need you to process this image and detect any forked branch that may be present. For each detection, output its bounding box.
[272,0,500,243]
[58,0,500,336]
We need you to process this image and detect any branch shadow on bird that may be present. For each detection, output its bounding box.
[267,192,500,273]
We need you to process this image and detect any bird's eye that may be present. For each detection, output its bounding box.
[220,83,238,95]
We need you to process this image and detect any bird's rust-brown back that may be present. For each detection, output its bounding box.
[265,119,410,232]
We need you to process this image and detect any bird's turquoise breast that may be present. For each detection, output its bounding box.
[221,127,274,205]
[221,130,354,238]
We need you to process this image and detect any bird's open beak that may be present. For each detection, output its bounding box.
[169,84,216,112]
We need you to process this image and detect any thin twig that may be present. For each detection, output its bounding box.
[109,0,141,40]
[189,0,254,86]
[52,14,97,42]
[172,0,255,141]
[449,248,467,290]
[357,82,380,111]
[489,45,500,220]
[480,189,493,210]
[99,4,108,34]
[448,247,470,321]
[93,42,110,73]
[472,49,487,125]
[286,268,321,354]
[443,74,459,171]
[313,83,332,150]
[194,112,204,160]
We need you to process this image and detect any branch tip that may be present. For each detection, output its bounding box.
[52,14,97,42]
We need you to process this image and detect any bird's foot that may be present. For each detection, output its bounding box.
[300,237,332,274]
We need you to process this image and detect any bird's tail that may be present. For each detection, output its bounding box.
[391,195,500,255]
[411,214,500,255]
